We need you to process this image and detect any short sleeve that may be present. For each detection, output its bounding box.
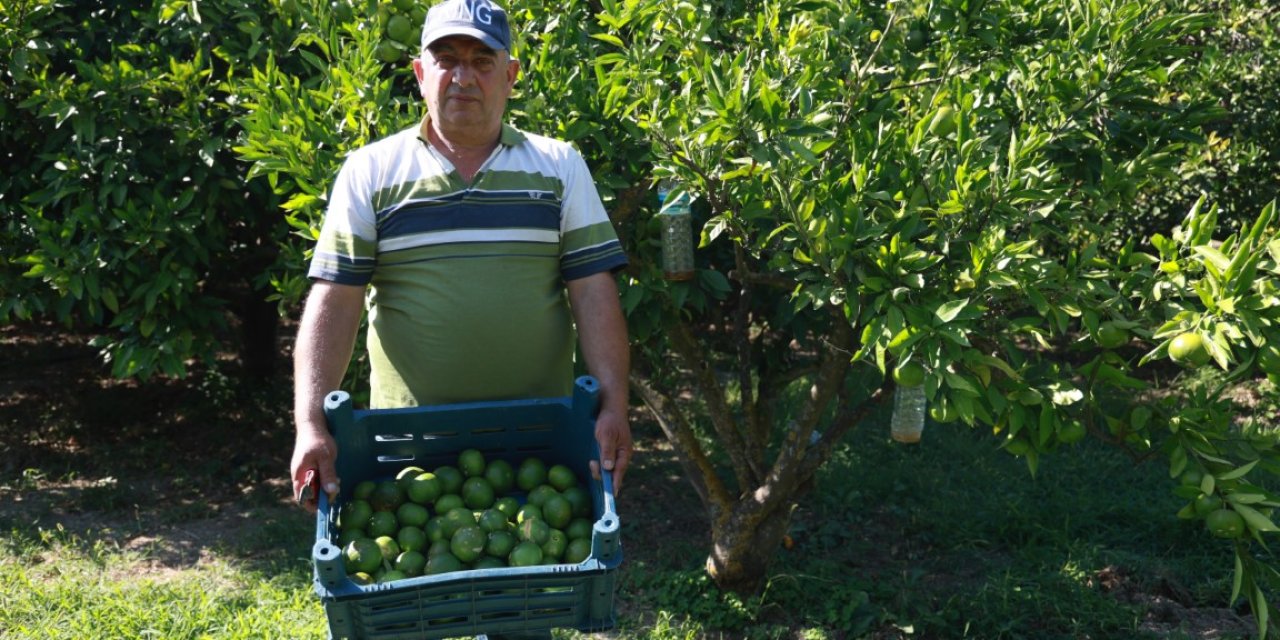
[558,151,628,281]
[308,150,380,285]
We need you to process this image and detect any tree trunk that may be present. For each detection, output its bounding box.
[238,288,279,379]
[705,494,794,595]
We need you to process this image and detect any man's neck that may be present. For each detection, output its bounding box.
[421,117,502,183]
[423,118,501,162]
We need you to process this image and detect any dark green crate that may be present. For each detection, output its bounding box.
[311,376,622,640]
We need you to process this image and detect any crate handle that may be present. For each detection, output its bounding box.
[590,465,621,563]
[312,491,346,589]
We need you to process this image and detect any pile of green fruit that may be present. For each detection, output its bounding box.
[338,449,596,585]
[375,0,426,64]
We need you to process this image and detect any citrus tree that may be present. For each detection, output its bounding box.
[528,0,1280,626]
[0,0,329,378]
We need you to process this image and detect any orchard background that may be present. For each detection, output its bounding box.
[3,0,1280,637]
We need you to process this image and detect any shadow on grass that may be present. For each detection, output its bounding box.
[0,322,315,583]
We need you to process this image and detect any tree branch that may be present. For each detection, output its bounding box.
[631,373,730,511]
[668,316,764,490]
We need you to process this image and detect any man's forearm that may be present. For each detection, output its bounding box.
[567,273,630,411]
[293,281,365,431]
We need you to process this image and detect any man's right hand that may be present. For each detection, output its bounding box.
[291,427,340,514]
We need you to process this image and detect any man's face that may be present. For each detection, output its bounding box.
[413,36,519,140]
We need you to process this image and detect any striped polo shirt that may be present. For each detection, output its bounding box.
[308,120,628,408]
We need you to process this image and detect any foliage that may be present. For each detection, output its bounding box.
[1129,2,1280,240]
[0,0,327,377]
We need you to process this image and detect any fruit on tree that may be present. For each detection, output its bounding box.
[1205,508,1245,539]
[1168,332,1210,367]
[928,106,957,137]
[893,361,926,388]
[1096,322,1128,349]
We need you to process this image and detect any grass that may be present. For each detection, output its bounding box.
[0,523,325,639]
[0,322,1260,639]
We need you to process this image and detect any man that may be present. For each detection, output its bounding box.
[291,0,632,513]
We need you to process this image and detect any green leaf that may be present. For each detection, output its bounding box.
[933,298,970,324]
[1219,460,1259,481]
[1234,503,1279,533]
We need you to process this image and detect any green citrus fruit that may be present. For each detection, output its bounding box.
[396,502,430,529]
[564,538,591,564]
[517,503,543,524]
[517,458,548,492]
[1096,322,1129,349]
[367,511,398,538]
[425,552,463,575]
[374,535,401,563]
[565,518,592,542]
[461,477,496,510]
[333,1,355,23]
[352,480,377,501]
[395,550,427,577]
[547,464,578,491]
[406,472,443,505]
[450,526,487,563]
[339,499,373,532]
[542,495,573,529]
[509,541,543,567]
[338,527,366,547]
[393,0,415,12]
[562,486,591,518]
[441,507,477,538]
[397,525,428,553]
[426,539,451,558]
[928,105,957,137]
[433,466,464,495]
[375,39,403,64]
[396,466,426,492]
[1169,332,1210,367]
[1206,508,1245,538]
[473,556,505,570]
[893,362,926,388]
[485,529,517,558]
[527,484,559,508]
[484,459,515,495]
[433,493,465,517]
[344,538,383,574]
[369,480,405,512]
[1194,493,1224,517]
[386,15,415,44]
[518,518,551,546]
[350,571,375,585]
[928,400,958,424]
[478,508,509,533]
[378,569,408,583]
[425,516,446,542]
[457,448,486,478]
[541,528,568,561]
[494,496,521,520]
[1180,468,1204,488]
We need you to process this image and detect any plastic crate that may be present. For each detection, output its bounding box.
[311,376,622,640]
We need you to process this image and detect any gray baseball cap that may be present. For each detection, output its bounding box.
[420,0,511,52]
